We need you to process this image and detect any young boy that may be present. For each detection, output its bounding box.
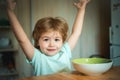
[6,0,90,76]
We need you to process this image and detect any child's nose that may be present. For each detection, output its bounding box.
[49,41,54,46]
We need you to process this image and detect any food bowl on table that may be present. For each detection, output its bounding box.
[72,58,113,76]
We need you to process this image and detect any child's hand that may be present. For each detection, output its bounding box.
[74,0,90,9]
[6,0,16,11]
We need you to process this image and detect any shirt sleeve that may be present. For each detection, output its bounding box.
[61,42,72,59]
[26,48,41,65]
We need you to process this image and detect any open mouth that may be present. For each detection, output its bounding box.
[47,49,56,52]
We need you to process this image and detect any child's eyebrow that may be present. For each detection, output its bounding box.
[41,36,62,39]
[41,36,50,38]
[55,37,62,39]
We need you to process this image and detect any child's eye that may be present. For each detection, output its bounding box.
[43,39,49,41]
[55,39,60,41]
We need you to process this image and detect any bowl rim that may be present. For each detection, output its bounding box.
[72,58,113,64]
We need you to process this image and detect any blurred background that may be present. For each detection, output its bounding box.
[1,0,120,79]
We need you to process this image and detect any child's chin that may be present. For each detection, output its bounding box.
[46,52,57,56]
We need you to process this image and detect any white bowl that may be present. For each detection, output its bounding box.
[72,58,113,76]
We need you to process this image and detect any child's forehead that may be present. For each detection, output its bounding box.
[41,31,62,37]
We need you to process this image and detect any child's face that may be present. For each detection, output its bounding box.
[38,31,63,56]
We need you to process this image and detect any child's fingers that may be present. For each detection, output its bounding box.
[73,2,81,8]
[78,0,90,3]
[6,0,16,10]
[86,0,90,3]
[73,0,90,8]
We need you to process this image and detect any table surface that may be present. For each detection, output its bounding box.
[18,66,120,80]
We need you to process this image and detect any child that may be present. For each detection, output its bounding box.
[6,0,90,76]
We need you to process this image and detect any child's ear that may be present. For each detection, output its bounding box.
[36,43,39,49]
[36,46,40,49]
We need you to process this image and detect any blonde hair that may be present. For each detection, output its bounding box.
[32,17,69,49]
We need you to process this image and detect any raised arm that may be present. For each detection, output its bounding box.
[6,0,34,60]
[68,0,90,50]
